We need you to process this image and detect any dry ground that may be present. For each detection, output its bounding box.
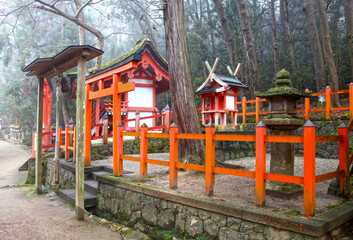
[0,140,122,240]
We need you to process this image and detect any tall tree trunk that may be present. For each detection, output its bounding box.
[205,0,216,58]
[74,0,86,45]
[212,0,237,69]
[345,0,353,79]
[163,0,204,164]
[271,0,280,79]
[280,0,296,74]
[315,0,340,106]
[235,0,259,94]
[303,0,326,92]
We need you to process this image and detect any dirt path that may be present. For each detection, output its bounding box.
[0,140,122,240]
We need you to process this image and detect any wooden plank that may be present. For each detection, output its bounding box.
[176,162,205,172]
[176,133,206,140]
[265,135,303,143]
[89,87,113,100]
[146,133,169,139]
[315,170,344,183]
[215,134,256,142]
[213,168,255,178]
[118,81,135,93]
[85,61,139,84]
[122,132,140,137]
[265,173,304,184]
[331,106,349,111]
[146,159,170,166]
[332,90,349,94]
[122,155,140,162]
[315,135,342,143]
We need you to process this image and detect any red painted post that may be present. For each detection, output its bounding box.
[115,123,124,177]
[169,123,178,189]
[102,117,108,144]
[349,83,353,118]
[95,99,101,137]
[58,128,63,157]
[65,126,69,160]
[32,131,36,158]
[255,121,266,207]
[84,83,93,166]
[242,97,247,123]
[303,121,316,217]
[338,124,350,195]
[305,89,310,121]
[205,122,216,196]
[326,86,331,120]
[140,123,148,180]
[255,97,260,123]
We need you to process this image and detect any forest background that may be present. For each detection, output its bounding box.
[0,0,352,146]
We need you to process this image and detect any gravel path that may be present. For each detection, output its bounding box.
[92,153,344,215]
[0,140,122,240]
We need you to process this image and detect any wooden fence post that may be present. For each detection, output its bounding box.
[338,123,350,196]
[303,120,316,217]
[242,97,247,123]
[65,126,69,160]
[115,123,124,176]
[255,121,266,207]
[102,116,109,144]
[305,89,310,121]
[140,123,148,180]
[58,128,63,157]
[326,86,331,120]
[205,122,216,196]
[349,83,353,118]
[255,97,260,123]
[169,123,178,189]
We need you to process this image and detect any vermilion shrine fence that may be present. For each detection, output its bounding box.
[199,85,353,124]
[238,85,353,123]
[112,120,352,218]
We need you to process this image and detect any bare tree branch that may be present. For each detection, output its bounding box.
[75,0,92,19]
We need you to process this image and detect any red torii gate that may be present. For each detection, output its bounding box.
[84,54,142,177]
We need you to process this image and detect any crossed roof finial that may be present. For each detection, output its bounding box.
[227,63,241,77]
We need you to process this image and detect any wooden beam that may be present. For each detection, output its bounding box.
[88,87,113,100]
[85,61,139,84]
[75,54,86,221]
[35,77,44,194]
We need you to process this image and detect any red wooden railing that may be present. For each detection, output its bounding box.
[238,86,353,123]
[32,127,76,162]
[198,85,353,124]
[58,126,76,162]
[113,121,351,218]
[32,130,55,158]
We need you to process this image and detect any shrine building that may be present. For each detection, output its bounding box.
[195,62,248,126]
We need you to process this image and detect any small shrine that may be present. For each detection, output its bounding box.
[195,59,248,127]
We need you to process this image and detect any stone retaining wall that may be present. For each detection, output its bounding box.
[96,176,353,240]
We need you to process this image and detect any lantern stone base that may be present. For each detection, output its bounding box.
[266,182,303,199]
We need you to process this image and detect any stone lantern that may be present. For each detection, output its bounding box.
[255,69,311,195]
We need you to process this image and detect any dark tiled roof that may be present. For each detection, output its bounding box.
[213,73,249,89]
